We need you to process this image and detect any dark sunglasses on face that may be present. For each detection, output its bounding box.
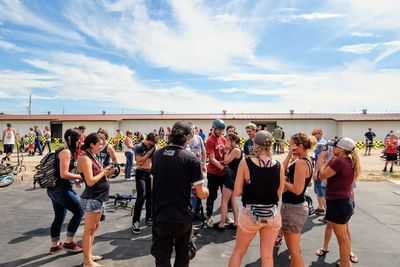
[291,134,302,146]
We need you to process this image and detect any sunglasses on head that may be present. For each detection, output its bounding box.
[291,134,302,145]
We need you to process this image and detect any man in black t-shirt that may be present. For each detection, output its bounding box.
[244,123,257,157]
[364,128,376,156]
[151,121,209,267]
[131,132,158,234]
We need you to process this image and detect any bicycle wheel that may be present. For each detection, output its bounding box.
[0,175,14,187]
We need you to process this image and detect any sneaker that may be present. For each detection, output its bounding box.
[145,218,153,226]
[390,167,393,173]
[318,217,328,223]
[131,222,141,234]
[206,216,214,228]
[125,177,135,181]
[100,214,106,221]
[315,209,326,215]
[63,241,83,253]
[225,216,234,224]
[274,236,283,248]
[49,243,64,254]
[383,167,387,172]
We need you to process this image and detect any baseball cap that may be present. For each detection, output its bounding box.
[327,137,355,152]
[172,121,193,136]
[253,130,272,146]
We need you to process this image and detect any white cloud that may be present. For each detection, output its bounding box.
[0,0,83,43]
[62,0,272,75]
[277,12,344,23]
[0,40,24,52]
[339,43,379,54]
[350,32,374,37]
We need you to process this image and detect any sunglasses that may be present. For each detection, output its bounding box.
[291,134,302,145]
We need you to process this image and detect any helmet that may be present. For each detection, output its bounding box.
[212,119,226,130]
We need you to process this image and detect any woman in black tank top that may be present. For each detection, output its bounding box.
[214,133,242,231]
[279,132,316,267]
[229,131,285,267]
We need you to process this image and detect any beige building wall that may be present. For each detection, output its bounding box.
[0,120,51,138]
[339,121,399,141]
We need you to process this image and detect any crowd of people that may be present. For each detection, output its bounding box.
[1,121,399,266]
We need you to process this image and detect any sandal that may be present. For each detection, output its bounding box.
[350,253,359,263]
[92,255,104,262]
[315,248,329,257]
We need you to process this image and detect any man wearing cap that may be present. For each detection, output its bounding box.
[205,119,227,227]
[243,123,257,157]
[364,128,376,156]
[151,121,209,267]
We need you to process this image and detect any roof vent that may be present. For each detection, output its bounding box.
[160,110,164,115]
[362,109,367,114]
[289,109,294,114]
[47,111,51,115]
[102,111,106,115]
[222,109,227,115]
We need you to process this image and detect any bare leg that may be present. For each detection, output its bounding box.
[229,226,257,267]
[82,211,102,266]
[219,187,232,228]
[331,222,351,267]
[229,191,239,225]
[284,232,305,267]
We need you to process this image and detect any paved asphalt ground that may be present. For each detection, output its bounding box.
[1,177,400,267]
[1,149,400,266]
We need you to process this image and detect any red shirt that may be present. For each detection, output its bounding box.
[385,138,398,154]
[205,134,226,176]
[326,157,354,200]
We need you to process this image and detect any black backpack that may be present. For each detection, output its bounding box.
[33,148,65,188]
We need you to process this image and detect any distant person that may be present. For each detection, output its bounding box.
[311,128,327,215]
[114,129,123,151]
[124,130,135,181]
[243,123,257,157]
[256,125,262,132]
[280,127,285,154]
[198,129,206,141]
[33,125,43,156]
[364,128,376,156]
[77,125,86,156]
[27,127,35,156]
[319,137,361,267]
[131,132,158,234]
[43,126,52,153]
[158,127,165,140]
[96,128,118,168]
[151,121,209,267]
[272,126,283,154]
[226,125,236,135]
[2,123,17,163]
[383,133,398,172]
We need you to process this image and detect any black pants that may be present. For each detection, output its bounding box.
[152,221,192,267]
[206,173,225,217]
[132,169,152,223]
[273,140,281,153]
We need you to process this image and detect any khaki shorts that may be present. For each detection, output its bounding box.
[281,202,308,234]
[238,207,281,234]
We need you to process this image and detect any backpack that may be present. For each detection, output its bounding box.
[33,148,65,188]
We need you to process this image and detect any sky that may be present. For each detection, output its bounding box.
[1,0,400,115]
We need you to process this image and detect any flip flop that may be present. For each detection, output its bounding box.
[315,248,329,256]
[92,255,104,262]
[350,253,359,263]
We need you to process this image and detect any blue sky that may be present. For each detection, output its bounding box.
[1,0,400,114]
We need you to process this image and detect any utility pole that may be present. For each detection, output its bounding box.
[28,94,32,115]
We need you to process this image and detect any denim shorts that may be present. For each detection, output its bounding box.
[314,179,326,197]
[80,198,104,213]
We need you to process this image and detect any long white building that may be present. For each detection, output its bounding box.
[1,112,399,142]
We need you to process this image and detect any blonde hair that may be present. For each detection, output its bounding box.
[245,123,257,131]
[253,141,272,157]
[344,149,361,181]
[291,132,317,151]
